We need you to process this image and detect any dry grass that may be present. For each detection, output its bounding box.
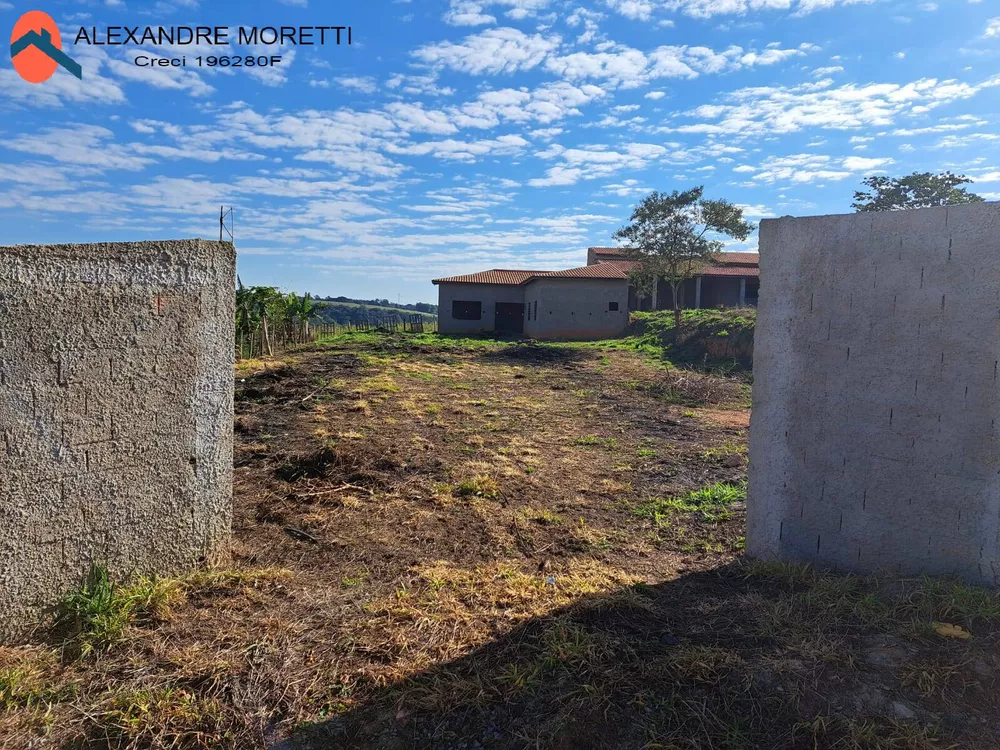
[2,331,999,749]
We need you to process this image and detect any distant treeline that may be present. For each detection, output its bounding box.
[312,300,437,327]
[314,295,437,314]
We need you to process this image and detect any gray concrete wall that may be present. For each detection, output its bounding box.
[748,203,1000,584]
[436,283,525,334]
[524,279,629,340]
[0,240,235,640]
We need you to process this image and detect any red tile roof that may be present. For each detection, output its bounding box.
[699,264,760,278]
[536,264,630,279]
[589,246,759,267]
[432,269,553,285]
[433,250,758,287]
[590,258,760,278]
[716,252,760,266]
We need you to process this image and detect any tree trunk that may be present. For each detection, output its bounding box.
[263,316,273,357]
[671,281,683,331]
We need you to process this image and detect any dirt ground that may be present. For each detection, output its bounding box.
[2,331,1000,749]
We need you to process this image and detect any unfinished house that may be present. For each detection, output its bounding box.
[433,265,629,339]
[433,246,759,339]
[587,247,760,311]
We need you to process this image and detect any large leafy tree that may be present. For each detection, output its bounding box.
[613,188,755,327]
[852,171,984,212]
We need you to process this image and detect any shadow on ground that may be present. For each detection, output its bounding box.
[476,343,595,367]
[287,562,986,750]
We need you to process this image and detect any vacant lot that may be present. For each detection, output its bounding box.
[2,331,1000,749]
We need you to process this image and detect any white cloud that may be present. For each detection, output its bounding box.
[604,0,656,20]
[413,28,559,74]
[743,153,892,184]
[385,73,454,97]
[812,65,844,76]
[337,76,378,94]
[655,0,873,19]
[842,155,893,171]
[528,142,672,186]
[387,134,529,162]
[385,102,460,134]
[0,47,125,107]
[544,41,817,89]
[545,45,651,88]
[442,0,552,25]
[673,75,1000,138]
[985,18,1000,38]
[444,1,497,25]
[645,90,667,100]
[5,125,154,171]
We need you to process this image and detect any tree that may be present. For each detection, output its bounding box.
[285,293,317,340]
[852,171,984,212]
[235,279,285,357]
[613,187,755,328]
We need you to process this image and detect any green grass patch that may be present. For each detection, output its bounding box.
[456,474,502,500]
[0,665,76,710]
[573,435,617,449]
[622,308,755,373]
[55,566,178,658]
[634,481,747,524]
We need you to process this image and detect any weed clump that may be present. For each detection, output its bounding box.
[455,474,501,500]
[634,481,746,523]
[54,566,178,658]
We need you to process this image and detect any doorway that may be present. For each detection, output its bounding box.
[494,302,524,334]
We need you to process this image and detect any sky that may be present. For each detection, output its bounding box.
[1,0,997,304]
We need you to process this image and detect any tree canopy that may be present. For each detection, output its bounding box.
[851,171,984,212]
[613,187,755,325]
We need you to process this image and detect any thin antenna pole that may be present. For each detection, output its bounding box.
[219,206,235,244]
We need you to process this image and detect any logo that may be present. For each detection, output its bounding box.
[10,10,82,83]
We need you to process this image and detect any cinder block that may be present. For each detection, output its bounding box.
[0,240,235,641]
[749,204,1000,584]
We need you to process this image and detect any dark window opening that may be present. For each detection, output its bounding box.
[452,300,482,320]
[609,301,619,311]
[534,300,538,318]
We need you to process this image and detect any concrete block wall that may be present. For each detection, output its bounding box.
[524,279,629,340]
[748,203,1000,584]
[436,282,525,334]
[0,240,235,640]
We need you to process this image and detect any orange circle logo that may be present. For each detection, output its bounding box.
[11,10,62,83]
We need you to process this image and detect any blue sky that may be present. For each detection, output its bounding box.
[1,0,997,303]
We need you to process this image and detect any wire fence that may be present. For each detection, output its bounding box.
[236,313,436,360]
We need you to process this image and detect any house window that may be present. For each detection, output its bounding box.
[527,303,532,321]
[452,300,482,320]
[609,301,619,311]
[533,300,538,318]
